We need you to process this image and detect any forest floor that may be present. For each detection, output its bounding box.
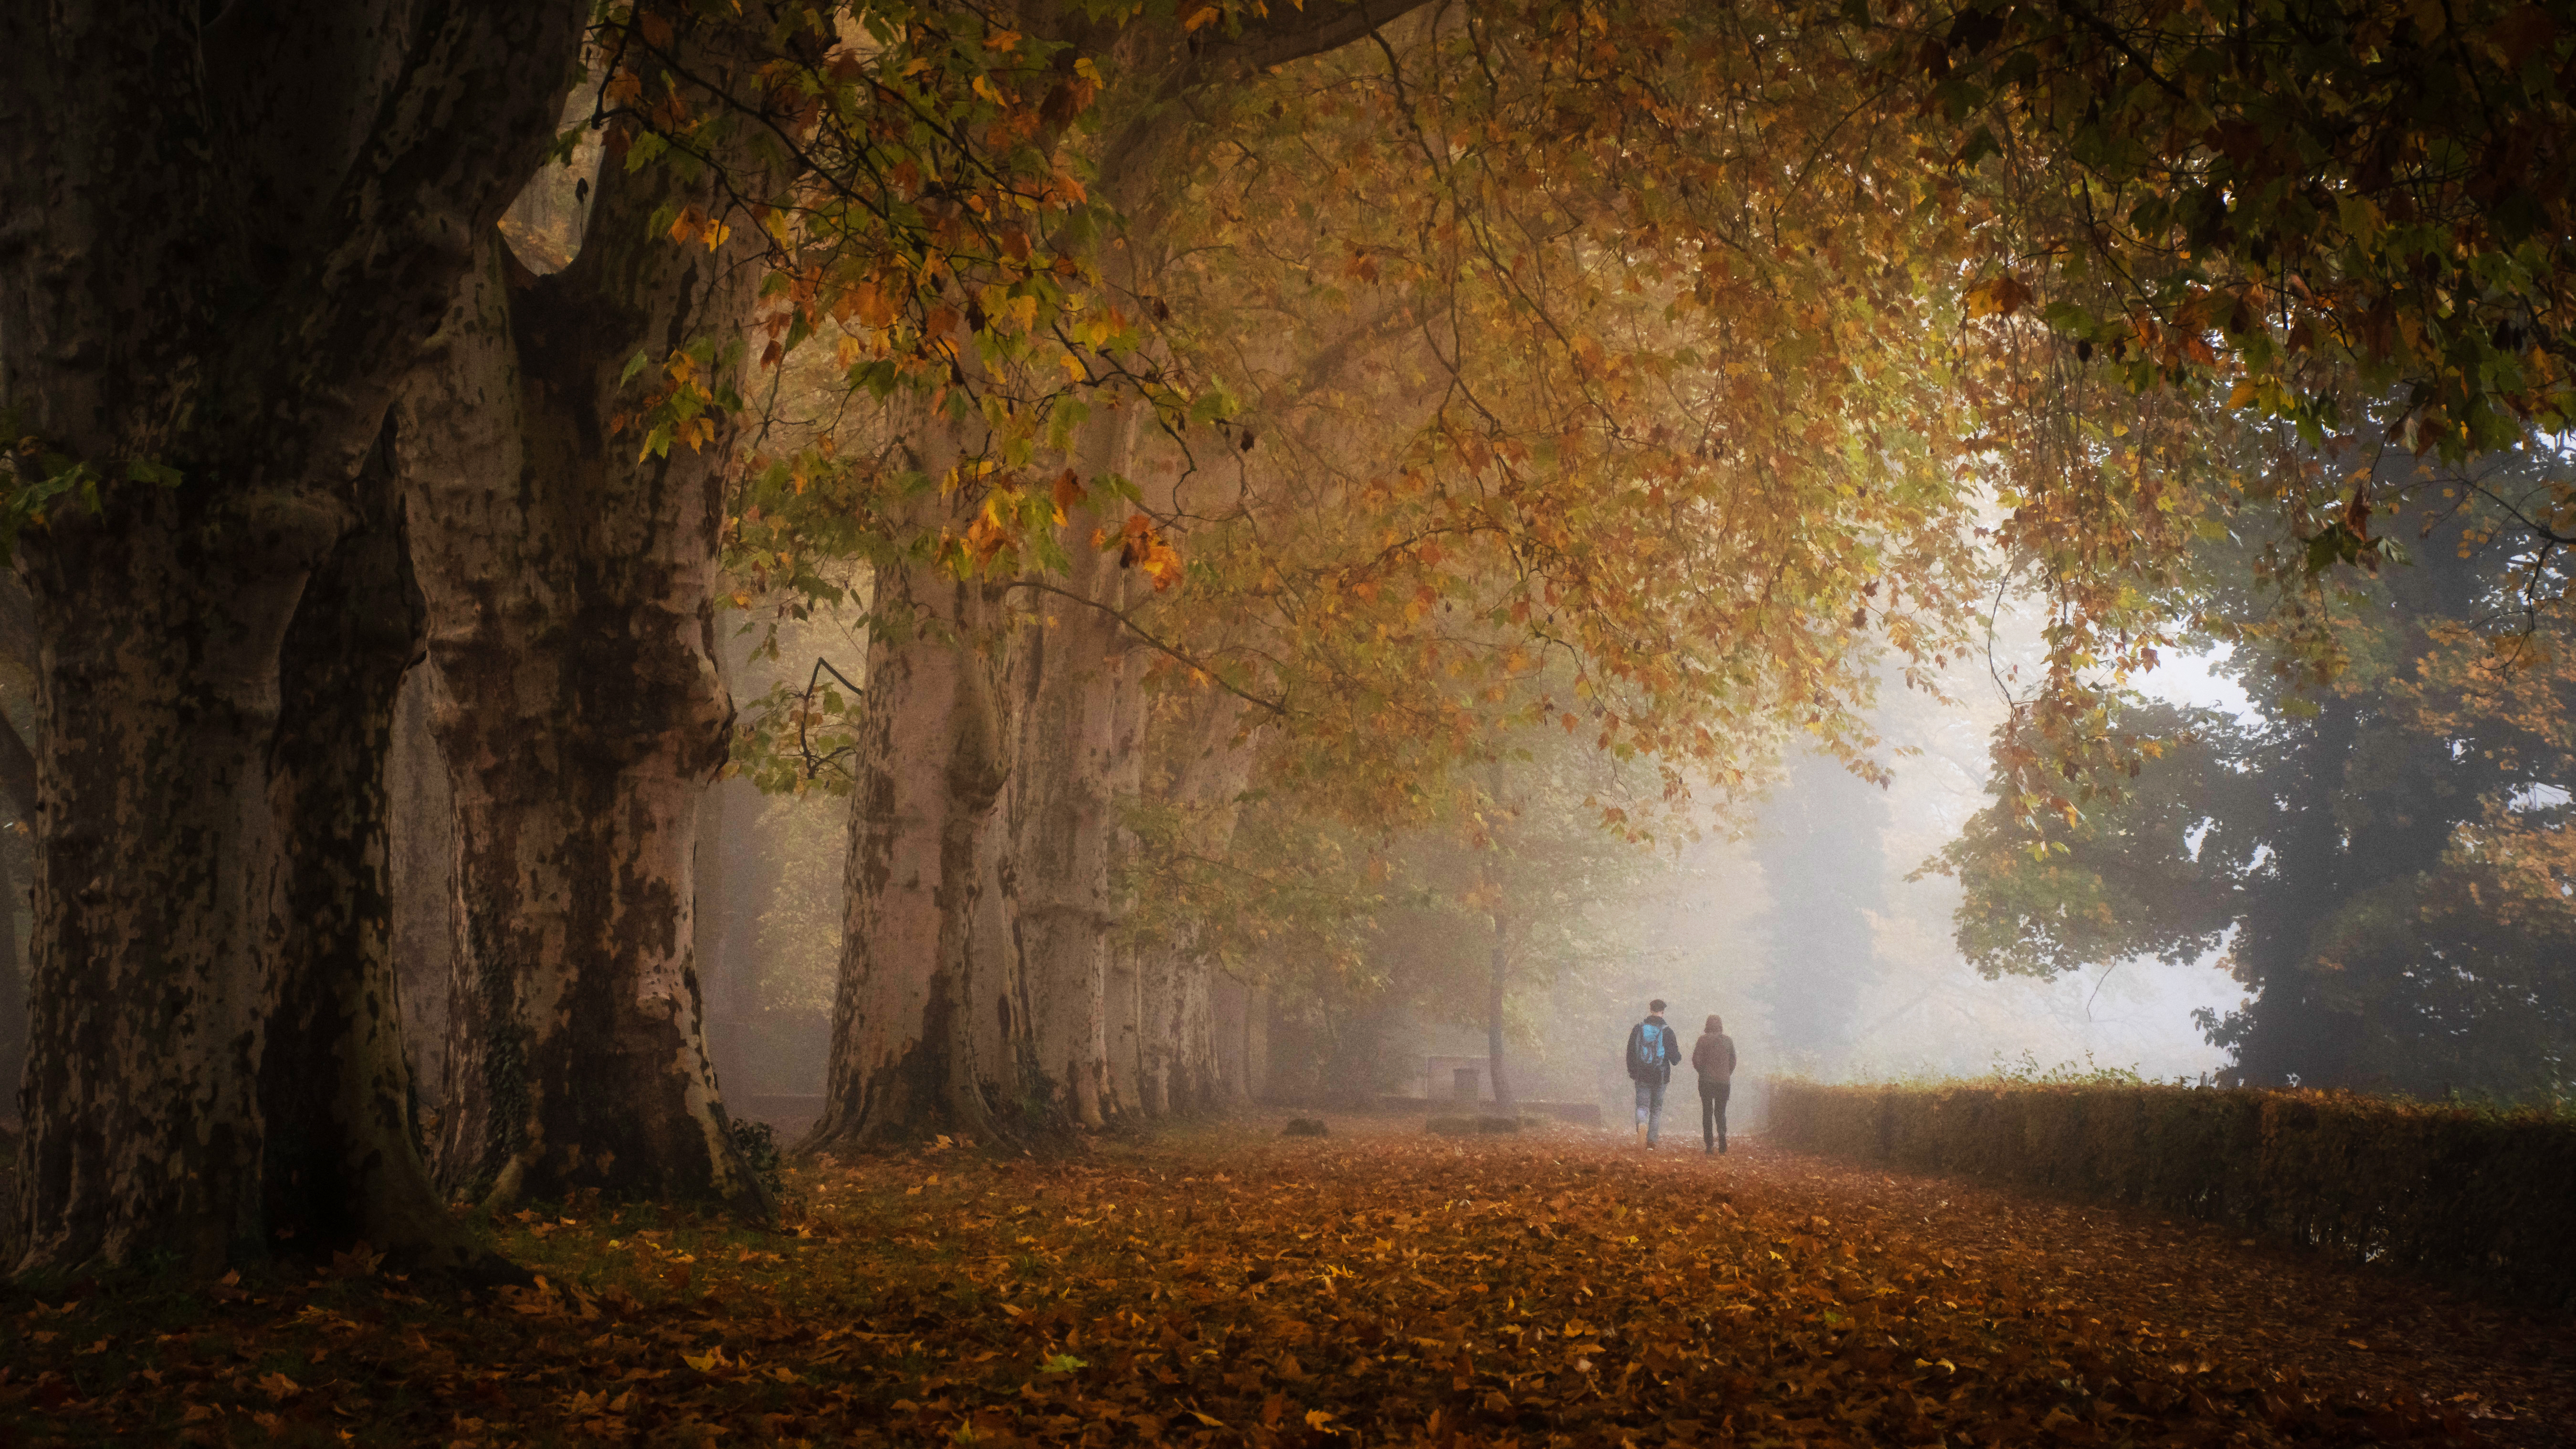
[1,1111,2572,1447]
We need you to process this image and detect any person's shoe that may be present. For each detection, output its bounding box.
[1719,1140,1729,1155]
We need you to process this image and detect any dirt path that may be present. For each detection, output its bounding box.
[4,1113,2571,1446]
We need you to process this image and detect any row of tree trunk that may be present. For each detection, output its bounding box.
[4,0,1412,1277]
[801,396,1272,1153]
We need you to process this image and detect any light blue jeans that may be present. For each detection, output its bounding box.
[1634,1080,1667,1143]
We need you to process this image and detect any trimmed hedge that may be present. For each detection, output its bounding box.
[1770,1081,2576,1309]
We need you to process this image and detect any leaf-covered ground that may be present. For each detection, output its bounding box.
[3,1115,2572,1446]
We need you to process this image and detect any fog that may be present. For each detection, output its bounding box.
[678,587,2258,1121]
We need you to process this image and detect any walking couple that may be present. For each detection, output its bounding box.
[1624,999,1736,1154]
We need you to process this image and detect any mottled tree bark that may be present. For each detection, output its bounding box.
[1485,905,1514,1113]
[0,0,576,1274]
[806,550,1038,1150]
[257,437,457,1257]
[695,753,757,1095]
[0,897,19,1132]
[401,114,766,1211]
[0,580,31,1121]
[1146,696,1262,1115]
[1173,964,1221,1110]
[387,667,455,1124]
[1009,471,1139,1130]
[1104,940,1145,1120]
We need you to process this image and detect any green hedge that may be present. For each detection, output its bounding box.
[1770,1082,2576,1308]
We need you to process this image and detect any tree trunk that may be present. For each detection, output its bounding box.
[1211,974,1254,1106]
[403,186,762,1212]
[1485,908,1514,1113]
[806,556,1038,1150]
[2230,696,2366,1087]
[1104,940,1144,1123]
[1756,753,1890,1073]
[0,681,27,1126]
[1,0,577,1273]
[1126,693,1263,1119]
[256,435,465,1260]
[388,664,455,1125]
[1246,986,1271,1103]
[0,886,18,1132]
[1174,960,1220,1112]
[1138,943,1181,1118]
[1009,528,1133,1131]
[696,756,754,1097]
[13,495,332,1271]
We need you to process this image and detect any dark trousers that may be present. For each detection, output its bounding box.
[1699,1080,1731,1148]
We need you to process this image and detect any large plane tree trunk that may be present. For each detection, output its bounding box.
[387,667,456,1128]
[13,501,329,1271]
[257,440,456,1257]
[0,584,30,1124]
[402,38,771,1209]
[806,548,1037,1151]
[1099,669,1151,1120]
[1133,695,1261,1116]
[1485,904,1514,1114]
[1009,441,1141,1130]
[0,0,575,1275]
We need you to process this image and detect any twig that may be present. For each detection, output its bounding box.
[797,655,864,780]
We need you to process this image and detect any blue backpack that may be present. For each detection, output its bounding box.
[1627,1018,1672,1080]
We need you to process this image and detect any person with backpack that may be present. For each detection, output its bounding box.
[1692,1013,1739,1155]
[1623,999,1683,1148]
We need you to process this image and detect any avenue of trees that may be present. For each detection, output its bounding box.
[3,0,2573,1276]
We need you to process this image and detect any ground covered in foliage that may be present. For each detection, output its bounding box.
[2,1116,2571,1446]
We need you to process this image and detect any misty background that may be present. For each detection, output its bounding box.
[390,599,2248,1125]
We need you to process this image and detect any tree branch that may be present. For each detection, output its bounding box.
[1192,0,1443,79]
[1004,578,1288,716]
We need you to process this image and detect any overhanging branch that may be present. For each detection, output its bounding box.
[1004,579,1288,717]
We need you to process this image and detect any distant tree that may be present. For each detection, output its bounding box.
[1754,755,1892,1074]
[1937,462,2576,1096]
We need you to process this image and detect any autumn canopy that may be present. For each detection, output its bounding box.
[0,0,2569,1298]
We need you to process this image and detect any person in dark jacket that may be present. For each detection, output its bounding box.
[1624,999,1682,1149]
[1691,1014,1738,1155]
